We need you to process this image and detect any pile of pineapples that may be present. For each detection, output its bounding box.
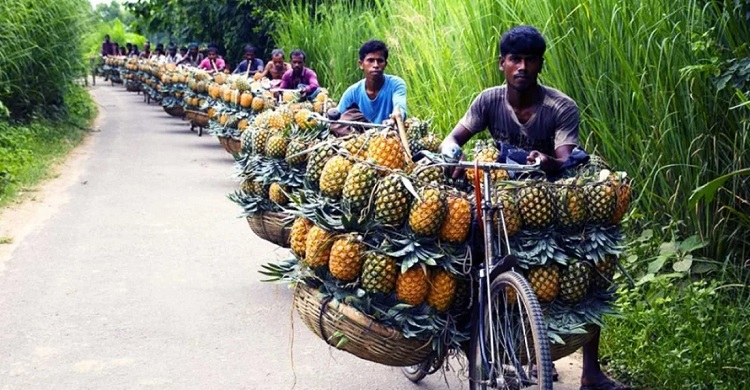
[159,65,189,110]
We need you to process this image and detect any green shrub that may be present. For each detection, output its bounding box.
[601,279,750,389]
[0,0,92,119]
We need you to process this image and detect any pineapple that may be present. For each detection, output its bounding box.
[265,135,288,159]
[361,253,398,294]
[285,139,308,166]
[319,155,353,199]
[240,128,254,152]
[450,278,472,314]
[251,96,265,112]
[329,235,365,282]
[290,218,313,259]
[439,194,472,243]
[492,186,522,237]
[295,108,317,130]
[305,143,337,184]
[239,92,253,108]
[528,265,560,303]
[304,226,333,268]
[518,182,555,229]
[277,106,294,127]
[427,269,457,312]
[374,173,411,226]
[466,141,509,183]
[583,180,617,225]
[408,187,447,236]
[283,90,300,103]
[241,176,255,195]
[413,165,444,185]
[269,183,289,205]
[593,255,617,290]
[397,266,430,306]
[252,128,271,156]
[366,132,406,171]
[559,260,590,304]
[610,175,632,224]
[342,162,379,214]
[421,133,442,153]
[343,134,369,158]
[234,76,250,92]
[267,112,286,131]
[555,179,586,230]
[407,137,426,157]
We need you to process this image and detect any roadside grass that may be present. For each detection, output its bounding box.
[0,85,96,208]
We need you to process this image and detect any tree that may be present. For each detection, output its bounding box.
[94,0,134,26]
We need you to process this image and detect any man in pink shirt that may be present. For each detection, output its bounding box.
[198,46,226,74]
[279,50,320,100]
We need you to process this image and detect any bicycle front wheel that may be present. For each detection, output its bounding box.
[469,271,552,390]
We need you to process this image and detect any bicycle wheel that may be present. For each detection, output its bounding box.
[401,352,445,383]
[469,271,552,390]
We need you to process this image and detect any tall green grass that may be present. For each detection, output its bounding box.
[275,0,749,266]
[0,0,92,119]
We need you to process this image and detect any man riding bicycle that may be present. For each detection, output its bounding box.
[439,25,630,390]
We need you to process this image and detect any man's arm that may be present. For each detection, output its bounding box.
[527,146,574,172]
[279,70,292,90]
[526,100,579,172]
[259,62,272,78]
[304,69,320,95]
[392,77,407,119]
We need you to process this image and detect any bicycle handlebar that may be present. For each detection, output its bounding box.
[413,150,544,173]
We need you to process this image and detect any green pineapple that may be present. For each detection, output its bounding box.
[252,128,271,156]
[319,155,353,199]
[555,178,586,230]
[518,181,555,229]
[374,174,411,226]
[361,252,398,294]
[265,135,288,158]
[413,165,444,185]
[559,260,590,304]
[342,162,379,214]
[583,180,617,225]
[305,143,337,184]
[593,255,617,290]
[285,139,307,166]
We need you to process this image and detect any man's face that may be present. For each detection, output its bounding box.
[271,54,284,68]
[499,53,543,91]
[144,43,150,52]
[244,50,255,61]
[169,49,176,56]
[208,51,217,60]
[105,35,110,42]
[359,51,387,79]
[291,55,304,73]
[189,47,197,56]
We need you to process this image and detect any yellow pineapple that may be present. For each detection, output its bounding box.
[408,187,447,236]
[251,96,265,112]
[427,269,457,312]
[366,132,406,171]
[304,226,333,268]
[290,218,313,259]
[396,266,430,306]
[268,183,288,205]
[329,235,365,282]
[466,141,509,183]
[319,156,353,199]
[528,265,560,302]
[439,194,472,243]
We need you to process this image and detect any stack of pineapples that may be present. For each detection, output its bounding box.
[159,66,189,111]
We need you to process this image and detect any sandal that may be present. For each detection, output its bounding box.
[580,377,631,390]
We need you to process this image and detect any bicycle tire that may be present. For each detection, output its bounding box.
[469,271,552,390]
[401,361,429,383]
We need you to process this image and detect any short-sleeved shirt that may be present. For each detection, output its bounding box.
[337,74,407,124]
[459,85,579,156]
[199,57,226,72]
[234,58,265,75]
[280,67,320,94]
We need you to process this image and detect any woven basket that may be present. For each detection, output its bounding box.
[126,83,140,92]
[163,105,184,117]
[227,138,242,154]
[294,283,433,366]
[187,111,208,127]
[218,137,230,152]
[551,325,596,361]
[246,211,291,248]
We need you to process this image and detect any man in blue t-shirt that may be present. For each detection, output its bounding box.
[331,40,407,136]
[233,45,265,76]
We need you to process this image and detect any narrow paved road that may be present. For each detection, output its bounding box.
[1,84,583,390]
[0,84,468,389]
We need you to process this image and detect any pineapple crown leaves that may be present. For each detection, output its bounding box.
[509,229,569,268]
[258,257,303,283]
[380,234,444,273]
[562,225,624,263]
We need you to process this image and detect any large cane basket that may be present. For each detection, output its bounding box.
[246,211,291,248]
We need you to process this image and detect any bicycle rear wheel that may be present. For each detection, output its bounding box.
[469,271,552,390]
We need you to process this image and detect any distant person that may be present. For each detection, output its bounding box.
[125,42,133,56]
[279,49,320,100]
[164,45,182,64]
[331,40,406,136]
[101,34,115,56]
[154,43,166,59]
[139,42,152,59]
[233,45,265,76]
[179,46,188,59]
[178,43,203,67]
[260,49,291,84]
[118,46,127,56]
[129,45,140,58]
[198,46,226,73]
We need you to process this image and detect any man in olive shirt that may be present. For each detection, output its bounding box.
[441,26,630,390]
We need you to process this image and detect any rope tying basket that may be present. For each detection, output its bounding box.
[163,105,184,117]
[246,211,291,248]
[293,283,433,367]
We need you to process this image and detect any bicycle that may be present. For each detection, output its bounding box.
[401,149,553,390]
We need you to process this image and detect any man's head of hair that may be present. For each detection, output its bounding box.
[290,49,306,61]
[104,34,110,41]
[358,40,388,61]
[499,26,546,57]
[271,49,285,58]
[243,45,256,55]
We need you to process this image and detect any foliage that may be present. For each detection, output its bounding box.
[94,0,135,26]
[0,0,92,119]
[0,85,95,205]
[601,278,750,389]
[274,0,750,266]
[126,0,285,68]
[84,19,148,58]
